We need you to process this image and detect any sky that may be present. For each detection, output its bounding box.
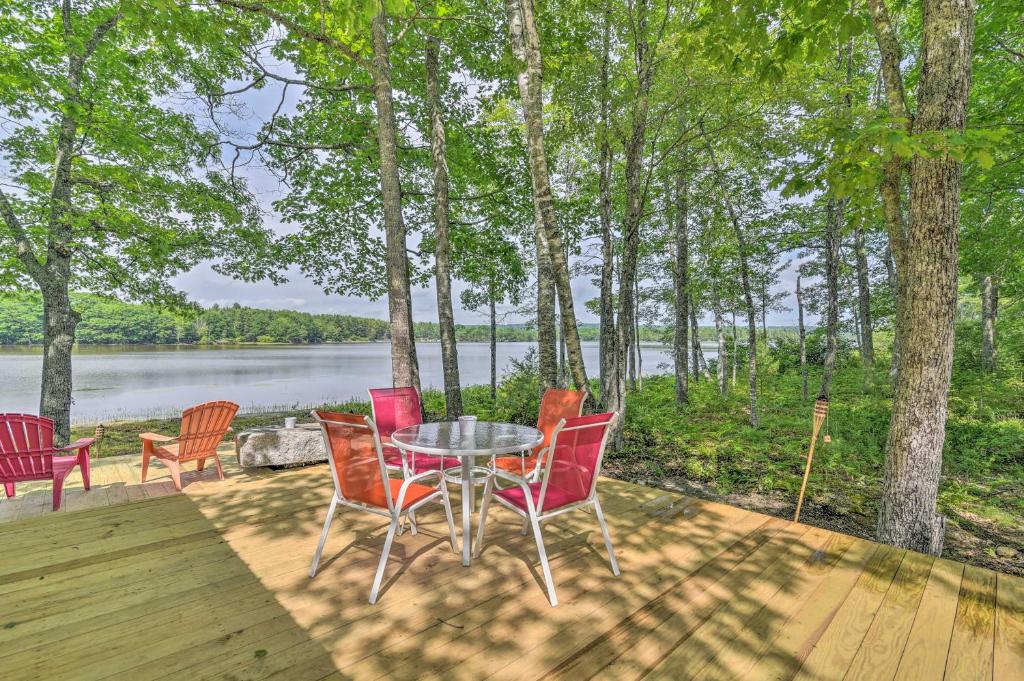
[171,51,818,328]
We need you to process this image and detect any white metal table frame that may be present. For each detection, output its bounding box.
[390,422,543,567]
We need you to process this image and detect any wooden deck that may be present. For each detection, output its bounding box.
[0,455,1021,680]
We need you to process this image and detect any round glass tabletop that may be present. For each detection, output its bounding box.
[390,421,543,458]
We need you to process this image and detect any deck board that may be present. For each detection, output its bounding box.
[0,454,1014,680]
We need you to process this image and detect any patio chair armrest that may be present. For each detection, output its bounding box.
[492,468,533,489]
[139,432,177,443]
[404,469,445,485]
[59,437,95,452]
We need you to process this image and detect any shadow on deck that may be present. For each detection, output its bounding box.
[0,455,1020,680]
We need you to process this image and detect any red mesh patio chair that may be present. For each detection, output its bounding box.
[139,400,238,491]
[308,410,457,603]
[492,388,586,480]
[0,414,94,511]
[475,412,620,606]
[368,386,458,475]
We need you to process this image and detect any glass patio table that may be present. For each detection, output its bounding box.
[391,421,543,566]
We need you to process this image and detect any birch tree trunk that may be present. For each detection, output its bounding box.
[490,291,498,400]
[673,168,690,405]
[885,244,901,378]
[819,197,842,399]
[598,4,617,409]
[713,288,727,395]
[797,274,809,402]
[705,136,759,426]
[689,294,700,380]
[855,222,875,367]
[372,11,419,391]
[731,311,738,388]
[425,37,462,418]
[873,0,976,555]
[981,275,997,371]
[506,0,588,390]
[535,206,558,389]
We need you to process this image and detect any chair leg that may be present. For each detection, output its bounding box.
[408,511,418,536]
[4,482,14,498]
[167,460,182,491]
[593,496,620,576]
[521,517,530,536]
[213,454,225,480]
[52,470,72,511]
[440,483,458,553]
[309,496,338,578]
[141,449,151,483]
[473,477,494,559]
[369,513,402,604]
[79,449,91,490]
[527,509,558,607]
[196,457,206,472]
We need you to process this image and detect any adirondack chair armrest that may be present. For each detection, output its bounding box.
[59,437,95,452]
[139,432,177,443]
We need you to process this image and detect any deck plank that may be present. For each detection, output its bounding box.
[0,461,1015,681]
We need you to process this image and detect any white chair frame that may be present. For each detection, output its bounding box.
[308,411,458,604]
[475,412,620,607]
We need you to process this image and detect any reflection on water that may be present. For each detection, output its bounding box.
[0,342,707,423]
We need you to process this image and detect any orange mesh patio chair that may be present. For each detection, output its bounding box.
[476,412,620,606]
[308,410,457,603]
[492,388,586,480]
[139,400,238,491]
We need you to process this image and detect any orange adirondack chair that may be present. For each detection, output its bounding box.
[140,401,238,491]
[493,388,586,480]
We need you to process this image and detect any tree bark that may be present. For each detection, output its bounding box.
[425,37,461,418]
[874,0,976,556]
[981,275,997,371]
[490,290,498,400]
[372,11,419,391]
[712,287,727,395]
[673,168,690,405]
[598,0,617,410]
[760,280,768,342]
[690,295,711,380]
[855,221,875,367]
[885,244,900,378]
[635,278,643,390]
[820,197,842,399]
[705,135,759,427]
[506,0,588,391]
[731,311,738,388]
[535,207,558,389]
[797,274,808,402]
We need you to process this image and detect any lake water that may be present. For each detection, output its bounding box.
[0,341,707,423]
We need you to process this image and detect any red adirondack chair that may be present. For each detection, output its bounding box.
[140,400,238,491]
[0,414,94,511]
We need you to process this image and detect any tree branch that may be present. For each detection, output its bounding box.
[0,188,47,282]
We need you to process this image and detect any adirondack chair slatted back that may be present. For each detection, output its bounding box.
[314,411,390,509]
[0,414,57,478]
[175,401,238,462]
[368,387,422,440]
[540,412,616,512]
[535,389,586,458]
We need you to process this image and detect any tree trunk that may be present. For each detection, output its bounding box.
[731,311,738,388]
[819,197,842,399]
[39,284,79,445]
[981,275,997,371]
[506,0,588,391]
[535,207,558,389]
[874,0,975,556]
[673,168,690,405]
[797,274,809,402]
[371,12,419,391]
[855,221,875,367]
[635,278,643,390]
[690,296,710,380]
[597,5,616,409]
[712,287,727,395]
[760,280,768,342]
[885,244,900,378]
[705,135,759,427]
[490,291,498,400]
[425,37,461,418]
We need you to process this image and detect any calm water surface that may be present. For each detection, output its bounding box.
[0,341,704,423]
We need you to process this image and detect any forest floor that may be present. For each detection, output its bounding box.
[72,362,1024,576]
